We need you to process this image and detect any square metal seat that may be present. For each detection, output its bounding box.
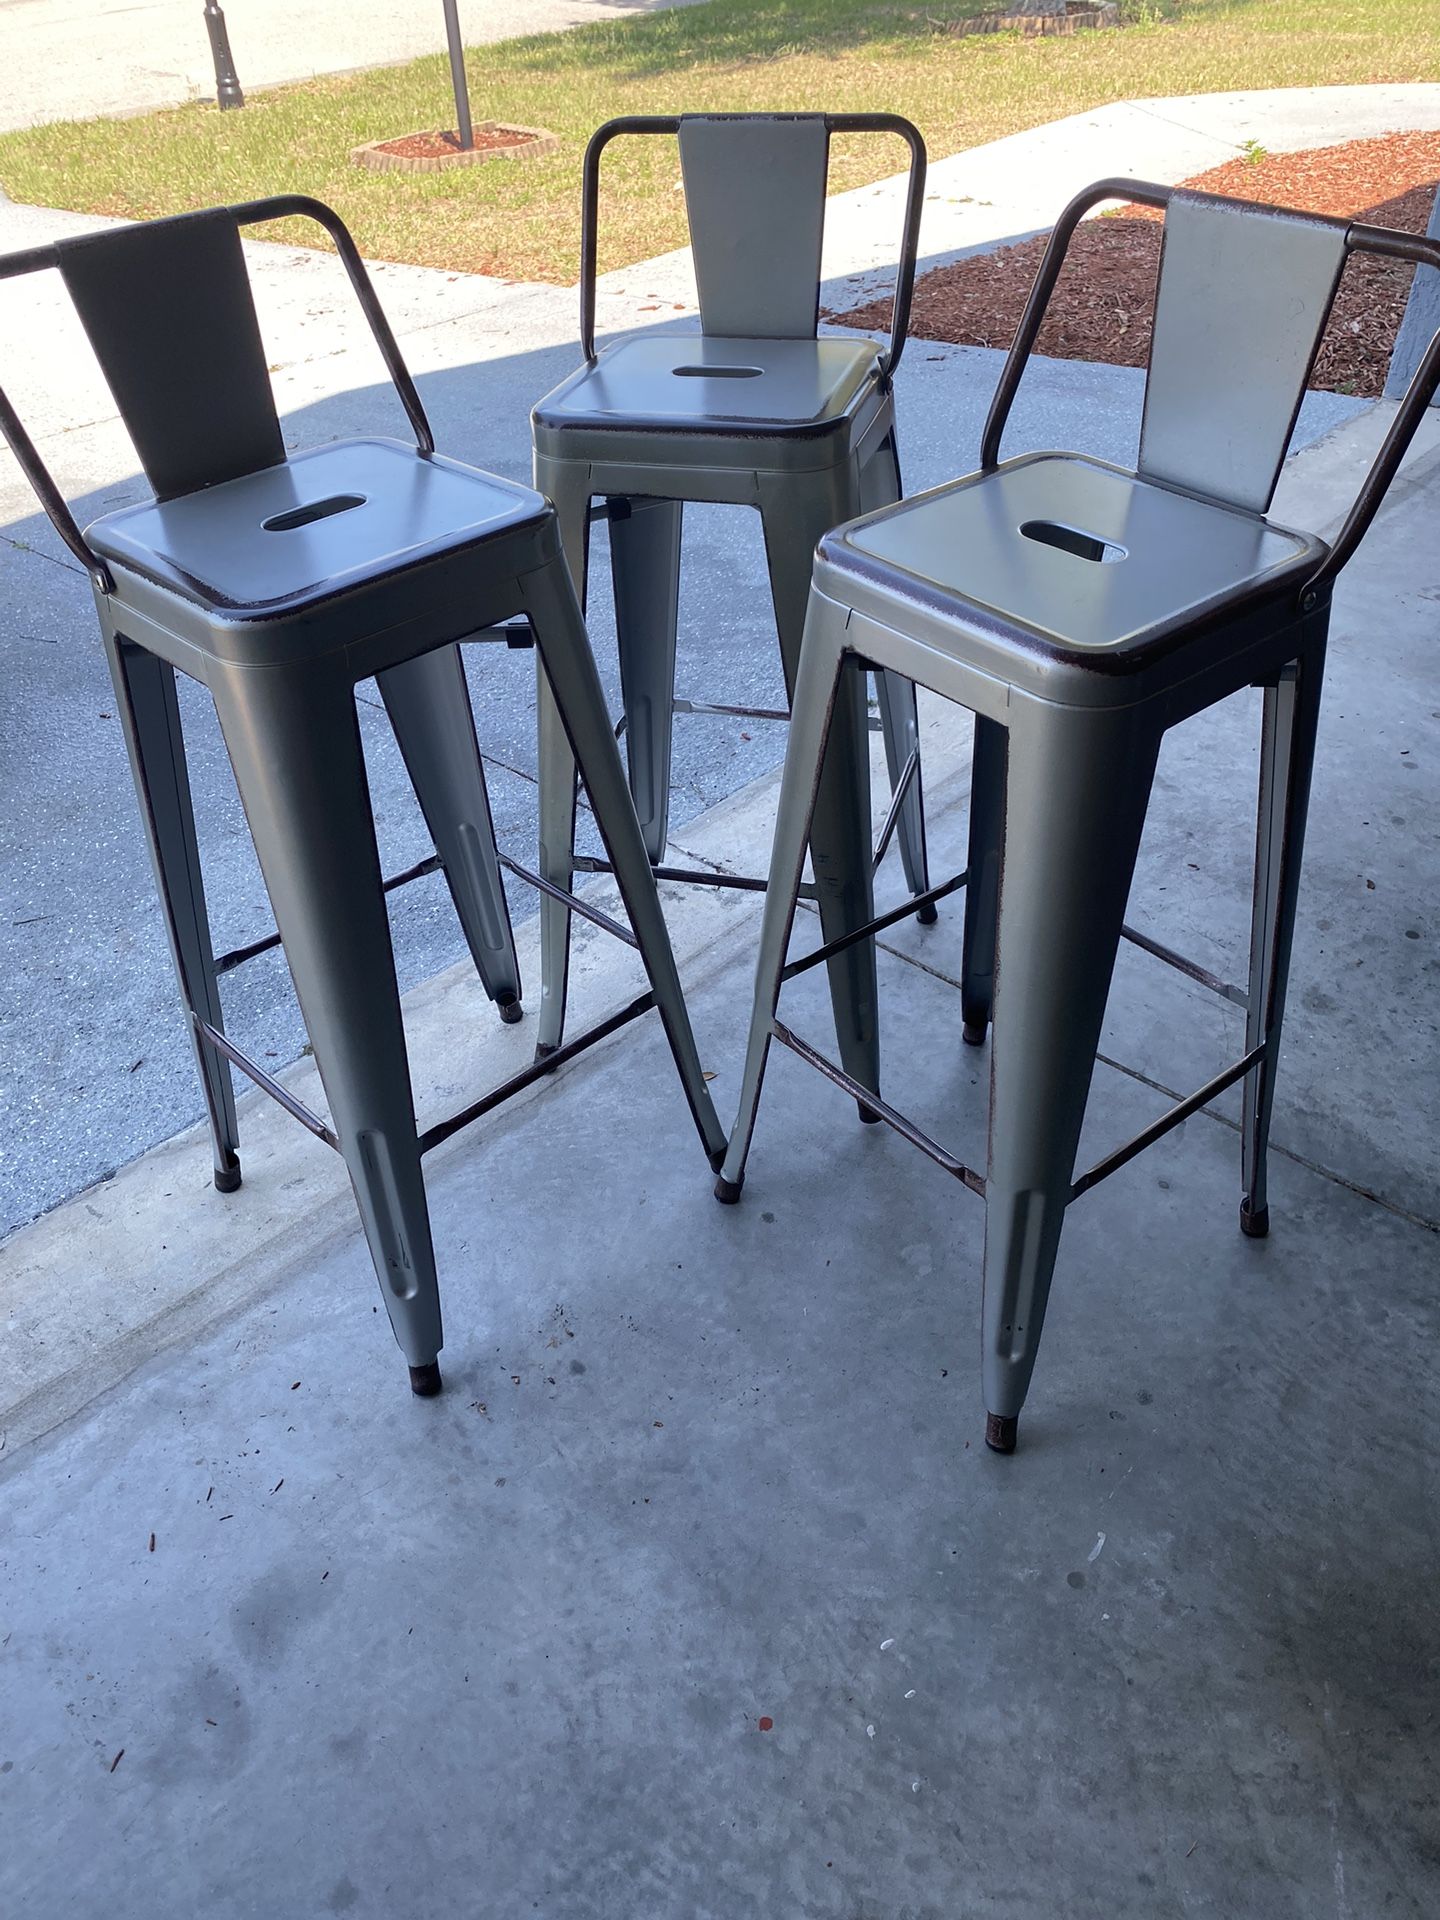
[87,438,548,621]
[830,452,1325,692]
[533,335,884,468]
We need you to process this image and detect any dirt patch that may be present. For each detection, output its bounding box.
[832,130,1440,397]
[350,122,559,174]
[373,128,539,161]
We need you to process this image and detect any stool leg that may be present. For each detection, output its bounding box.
[716,608,851,1199]
[960,715,1006,1047]
[533,471,591,1059]
[210,669,443,1393]
[609,495,682,864]
[860,431,933,920]
[106,631,241,1193]
[759,471,880,1115]
[522,555,727,1167]
[377,645,522,1024]
[981,705,1160,1453]
[1241,642,1326,1239]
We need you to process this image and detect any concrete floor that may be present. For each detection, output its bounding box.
[1,405,1437,1918]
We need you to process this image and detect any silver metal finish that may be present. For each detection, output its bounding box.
[1,202,725,1393]
[376,644,522,1015]
[532,113,933,1058]
[1140,194,1348,513]
[716,177,1440,1451]
[678,115,828,340]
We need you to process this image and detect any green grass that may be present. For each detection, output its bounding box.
[0,0,1435,282]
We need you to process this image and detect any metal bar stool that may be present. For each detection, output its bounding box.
[0,197,726,1394]
[530,112,935,1101]
[715,179,1440,1452]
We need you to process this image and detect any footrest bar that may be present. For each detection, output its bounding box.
[573,855,769,895]
[495,853,639,949]
[1070,1043,1266,1201]
[215,853,445,975]
[781,870,967,983]
[672,697,791,724]
[1120,922,1248,1008]
[419,989,657,1155]
[195,1018,339,1150]
[872,747,920,872]
[771,1020,985,1196]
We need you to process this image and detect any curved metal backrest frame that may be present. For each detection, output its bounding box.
[578,112,927,374]
[0,196,432,594]
[980,175,1440,602]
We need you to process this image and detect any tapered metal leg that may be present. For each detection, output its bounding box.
[981,702,1160,1449]
[960,715,1006,1046]
[859,430,932,917]
[1241,636,1326,1238]
[609,495,683,864]
[532,467,590,1058]
[759,471,879,1112]
[106,631,241,1192]
[717,608,851,1199]
[211,666,443,1386]
[523,554,727,1167]
[377,644,522,1022]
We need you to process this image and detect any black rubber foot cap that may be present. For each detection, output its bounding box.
[534,1041,559,1067]
[915,901,939,926]
[714,1174,743,1205]
[985,1412,1018,1454]
[857,1101,882,1125]
[497,997,524,1025]
[213,1162,242,1194]
[962,1018,988,1047]
[1240,1201,1270,1240]
[409,1361,443,1397]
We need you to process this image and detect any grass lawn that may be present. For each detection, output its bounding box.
[0,0,1435,283]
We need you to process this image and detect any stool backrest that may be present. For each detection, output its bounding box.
[981,177,1440,596]
[58,211,285,503]
[0,197,432,589]
[578,113,926,371]
[677,115,830,341]
[1139,193,1348,514]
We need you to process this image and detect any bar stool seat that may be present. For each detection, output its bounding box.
[87,437,546,628]
[533,335,884,464]
[836,452,1323,670]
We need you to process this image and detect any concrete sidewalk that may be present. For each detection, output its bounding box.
[0,0,695,133]
[8,81,1436,1235]
[0,401,1437,1920]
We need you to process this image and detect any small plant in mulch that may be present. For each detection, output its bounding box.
[352,123,558,174]
[351,3,556,173]
[830,130,1440,399]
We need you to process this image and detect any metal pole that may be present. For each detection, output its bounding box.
[441,0,473,150]
[203,1,244,110]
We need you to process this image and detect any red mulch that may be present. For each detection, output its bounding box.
[373,127,540,159]
[832,130,1440,396]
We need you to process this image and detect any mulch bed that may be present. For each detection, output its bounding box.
[371,127,541,160]
[832,130,1440,396]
